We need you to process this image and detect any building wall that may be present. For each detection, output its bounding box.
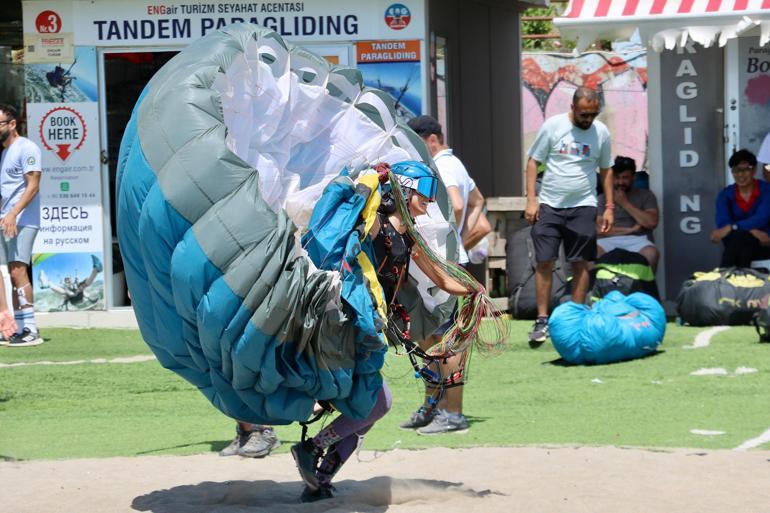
[428,0,526,197]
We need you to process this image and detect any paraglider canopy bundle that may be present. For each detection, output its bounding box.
[549,291,666,365]
[115,23,461,426]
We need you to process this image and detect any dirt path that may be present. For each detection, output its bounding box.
[2,446,768,513]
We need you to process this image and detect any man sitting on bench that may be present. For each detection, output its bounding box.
[596,156,660,271]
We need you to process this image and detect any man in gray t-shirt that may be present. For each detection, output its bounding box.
[524,87,614,347]
[597,156,659,270]
[0,104,43,347]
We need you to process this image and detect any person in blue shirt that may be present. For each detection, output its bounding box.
[711,149,770,267]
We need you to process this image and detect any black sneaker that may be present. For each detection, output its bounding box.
[528,317,548,348]
[300,484,334,503]
[399,405,436,430]
[290,440,323,491]
[238,427,281,458]
[8,328,43,348]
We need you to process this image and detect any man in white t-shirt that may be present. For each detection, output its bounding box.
[758,132,770,182]
[0,104,43,347]
[525,87,614,347]
[401,115,491,435]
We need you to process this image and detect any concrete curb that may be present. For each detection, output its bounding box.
[35,309,138,329]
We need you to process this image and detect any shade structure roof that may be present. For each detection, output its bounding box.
[554,0,770,50]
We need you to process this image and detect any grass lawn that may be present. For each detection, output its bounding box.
[0,323,768,460]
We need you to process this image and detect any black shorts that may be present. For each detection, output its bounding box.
[531,204,597,263]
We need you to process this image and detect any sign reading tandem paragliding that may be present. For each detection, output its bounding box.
[22,0,426,47]
[356,40,422,123]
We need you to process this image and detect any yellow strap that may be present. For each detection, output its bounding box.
[355,172,387,323]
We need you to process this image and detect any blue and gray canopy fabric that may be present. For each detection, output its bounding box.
[549,291,666,365]
[116,23,457,425]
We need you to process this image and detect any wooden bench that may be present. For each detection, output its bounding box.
[483,196,527,310]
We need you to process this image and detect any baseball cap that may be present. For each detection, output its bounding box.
[407,115,442,137]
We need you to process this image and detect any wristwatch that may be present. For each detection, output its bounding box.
[731,224,738,231]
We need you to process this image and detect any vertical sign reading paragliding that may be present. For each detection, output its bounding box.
[25,45,105,311]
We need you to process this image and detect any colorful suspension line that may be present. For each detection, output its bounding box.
[386,170,508,357]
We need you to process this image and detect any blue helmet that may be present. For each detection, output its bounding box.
[390,160,438,201]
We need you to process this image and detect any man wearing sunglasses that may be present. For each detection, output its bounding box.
[524,87,614,347]
[711,149,770,268]
[0,104,43,347]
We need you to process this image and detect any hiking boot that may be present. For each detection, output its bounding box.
[417,409,469,435]
[528,317,549,348]
[8,328,43,347]
[399,405,436,430]
[300,484,334,503]
[291,440,323,491]
[239,427,281,458]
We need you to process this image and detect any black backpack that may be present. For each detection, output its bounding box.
[506,225,570,319]
[590,248,660,302]
[677,267,770,326]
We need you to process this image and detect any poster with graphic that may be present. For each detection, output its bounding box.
[738,37,770,157]
[357,40,422,123]
[522,50,648,170]
[25,46,98,103]
[25,45,105,311]
[26,101,103,255]
[32,252,104,311]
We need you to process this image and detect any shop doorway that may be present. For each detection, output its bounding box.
[99,50,178,308]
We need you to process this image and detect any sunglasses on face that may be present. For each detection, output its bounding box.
[576,111,599,120]
[0,119,12,126]
[733,165,754,173]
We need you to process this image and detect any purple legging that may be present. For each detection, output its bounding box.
[312,381,392,485]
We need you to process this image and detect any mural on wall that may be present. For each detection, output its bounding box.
[522,50,648,170]
[738,37,770,156]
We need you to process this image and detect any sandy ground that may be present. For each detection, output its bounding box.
[2,446,769,513]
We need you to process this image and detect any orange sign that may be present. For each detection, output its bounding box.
[356,40,420,63]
